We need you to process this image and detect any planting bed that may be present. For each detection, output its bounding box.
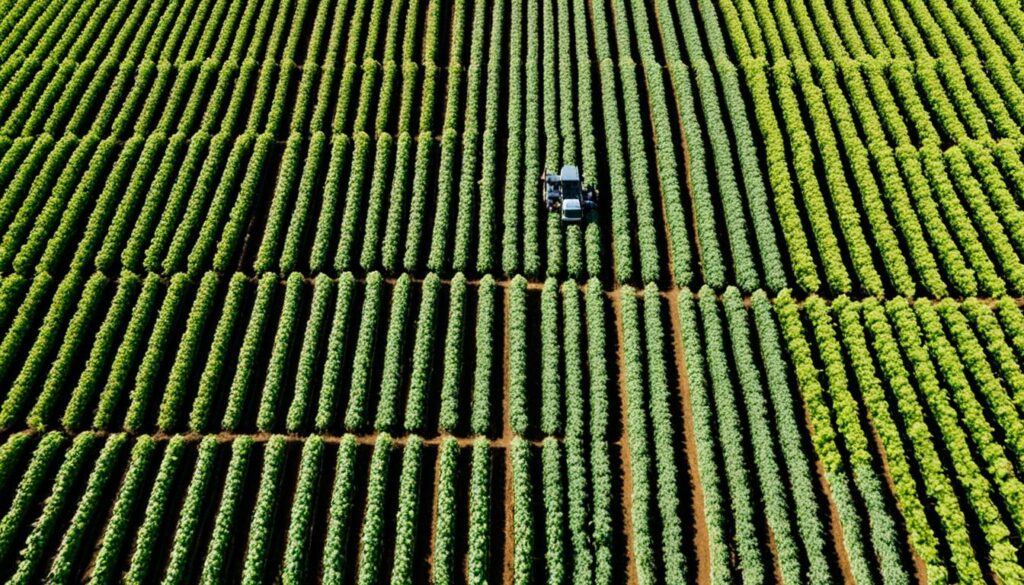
[4,0,1024,583]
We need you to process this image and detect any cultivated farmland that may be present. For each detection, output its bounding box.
[3,0,1024,583]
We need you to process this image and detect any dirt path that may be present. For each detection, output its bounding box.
[766,526,785,585]
[501,287,516,585]
[814,458,858,585]
[662,287,712,585]
[609,293,640,585]
[427,444,443,583]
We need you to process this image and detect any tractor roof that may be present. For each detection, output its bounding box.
[559,165,580,182]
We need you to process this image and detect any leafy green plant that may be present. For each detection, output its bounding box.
[390,436,424,585]
[161,437,219,585]
[357,435,394,585]
[317,272,357,430]
[241,436,286,585]
[124,436,187,585]
[200,437,253,583]
[283,436,323,584]
[257,272,305,431]
[404,273,441,432]
[323,434,359,585]
[439,273,467,432]
[345,271,384,430]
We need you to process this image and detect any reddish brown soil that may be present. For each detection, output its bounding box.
[663,287,712,585]
[814,458,858,585]
[427,444,443,583]
[501,287,515,585]
[609,292,640,585]
[766,526,785,585]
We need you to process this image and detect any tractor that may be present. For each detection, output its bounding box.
[542,165,598,224]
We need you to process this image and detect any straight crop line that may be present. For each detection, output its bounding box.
[0,427,563,448]
[29,268,1024,307]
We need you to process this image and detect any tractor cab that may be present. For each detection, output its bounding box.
[542,164,598,224]
[562,197,583,222]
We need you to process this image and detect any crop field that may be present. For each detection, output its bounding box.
[6,0,1024,583]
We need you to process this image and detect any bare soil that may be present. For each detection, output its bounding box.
[814,457,859,585]
[663,287,712,585]
[609,292,639,585]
